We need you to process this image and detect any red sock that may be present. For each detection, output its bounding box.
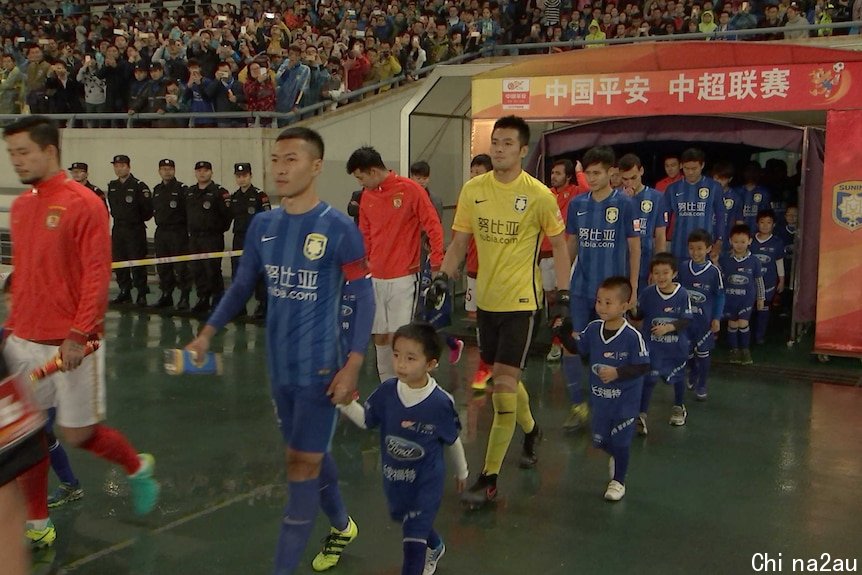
[479,359,490,372]
[80,424,140,475]
[552,336,561,346]
[17,456,50,521]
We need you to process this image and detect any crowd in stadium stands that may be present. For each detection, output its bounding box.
[1,0,859,123]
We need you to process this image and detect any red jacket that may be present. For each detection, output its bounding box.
[655,174,682,192]
[358,172,444,279]
[540,175,588,254]
[7,171,111,344]
[344,55,370,92]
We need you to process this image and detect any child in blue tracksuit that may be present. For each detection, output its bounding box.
[339,322,468,575]
[557,276,650,502]
[677,230,725,401]
[751,210,785,345]
[636,253,693,433]
[719,224,766,365]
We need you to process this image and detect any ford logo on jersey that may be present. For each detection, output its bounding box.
[651,317,674,327]
[385,435,425,461]
[341,305,354,317]
[591,363,615,376]
[688,290,706,304]
[729,274,750,286]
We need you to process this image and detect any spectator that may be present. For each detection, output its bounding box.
[243,60,277,125]
[152,38,189,85]
[183,60,215,127]
[699,10,718,33]
[730,3,759,31]
[162,80,188,127]
[301,45,331,109]
[188,30,219,78]
[0,53,25,115]
[759,3,785,39]
[275,44,309,120]
[426,22,450,65]
[364,41,402,92]
[784,2,810,38]
[24,45,52,114]
[128,63,152,118]
[585,19,607,45]
[207,60,245,127]
[853,0,862,34]
[45,59,82,116]
[97,44,132,125]
[343,41,370,93]
[321,56,346,110]
[76,54,106,127]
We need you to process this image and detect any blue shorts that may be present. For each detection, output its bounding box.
[724,296,754,321]
[650,357,687,383]
[570,294,596,334]
[270,383,338,453]
[386,479,443,540]
[591,414,636,451]
[763,285,775,304]
[689,321,715,353]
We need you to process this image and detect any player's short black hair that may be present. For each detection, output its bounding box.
[276,127,324,159]
[470,154,492,171]
[582,146,615,171]
[617,153,642,171]
[730,223,752,238]
[393,322,442,362]
[409,160,430,177]
[687,228,713,246]
[3,116,60,152]
[650,251,678,272]
[711,161,734,180]
[756,208,776,222]
[598,276,632,303]
[551,159,574,178]
[663,154,680,162]
[492,115,530,147]
[346,146,386,174]
[681,148,705,164]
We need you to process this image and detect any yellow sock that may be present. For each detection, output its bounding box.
[516,381,535,434]
[483,392,517,475]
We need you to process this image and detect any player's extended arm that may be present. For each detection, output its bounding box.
[438,230,471,279]
[337,399,368,429]
[207,224,264,329]
[566,234,578,266]
[447,437,469,482]
[71,199,112,346]
[627,236,641,300]
[654,225,667,254]
[549,232,572,292]
[776,258,785,293]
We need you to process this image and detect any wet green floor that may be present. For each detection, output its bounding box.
[28,309,862,575]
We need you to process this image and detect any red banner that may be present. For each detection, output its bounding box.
[815,110,862,356]
[473,61,862,119]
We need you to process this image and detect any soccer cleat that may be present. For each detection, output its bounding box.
[608,456,615,480]
[669,405,687,426]
[563,402,589,432]
[128,453,160,516]
[423,540,446,575]
[636,413,648,436]
[48,482,84,508]
[312,516,358,571]
[461,473,497,509]
[26,519,56,549]
[449,339,465,365]
[470,366,492,391]
[604,480,626,501]
[519,424,542,469]
[546,343,562,362]
[739,349,754,365]
[695,387,708,401]
[728,349,741,364]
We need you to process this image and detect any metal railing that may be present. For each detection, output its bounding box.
[0,22,858,128]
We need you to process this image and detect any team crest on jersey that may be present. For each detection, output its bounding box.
[393,193,403,209]
[514,195,528,213]
[753,192,762,204]
[45,206,65,229]
[605,207,619,223]
[169,200,177,208]
[833,180,862,231]
[641,200,653,213]
[698,187,710,199]
[303,233,328,260]
[724,198,735,209]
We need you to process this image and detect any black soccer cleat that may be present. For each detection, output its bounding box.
[461,473,498,510]
[519,424,542,469]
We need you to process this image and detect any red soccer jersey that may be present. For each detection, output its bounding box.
[466,239,479,278]
[7,172,111,344]
[540,174,589,253]
[655,174,682,192]
[358,172,445,280]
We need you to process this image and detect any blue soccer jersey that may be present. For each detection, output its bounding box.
[677,259,724,351]
[637,283,694,361]
[210,202,369,388]
[665,176,726,261]
[719,251,765,313]
[567,190,638,299]
[364,378,461,518]
[776,223,796,275]
[751,233,784,294]
[634,186,668,286]
[721,188,743,234]
[577,319,650,419]
[736,186,771,231]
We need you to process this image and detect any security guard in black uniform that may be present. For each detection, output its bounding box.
[231,162,271,318]
[68,162,108,210]
[107,154,153,305]
[152,158,192,310]
[187,160,232,315]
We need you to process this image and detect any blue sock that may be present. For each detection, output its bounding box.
[49,436,79,486]
[688,356,698,384]
[755,309,770,342]
[563,355,584,404]
[318,453,348,532]
[445,335,458,351]
[275,479,320,575]
[672,373,685,406]
[727,327,739,349]
[427,529,441,550]
[696,354,711,392]
[611,444,630,484]
[739,326,751,349]
[402,540,427,575]
[640,375,657,414]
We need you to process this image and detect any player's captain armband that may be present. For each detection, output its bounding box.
[342,258,371,282]
[164,349,223,376]
[0,373,47,454]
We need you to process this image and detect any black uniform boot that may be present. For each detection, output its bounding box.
[111,289,132,304]
[176,291,191,311]
[252,301,267,320]
[136,289,148,306]
[154,292,174,308]
[191,296,210,315]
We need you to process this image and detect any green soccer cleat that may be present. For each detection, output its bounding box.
[48,482,84,508]
[563,402,590,432]
[26,519,56,549]
[312,516,358,571]
[128,453,160,516]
